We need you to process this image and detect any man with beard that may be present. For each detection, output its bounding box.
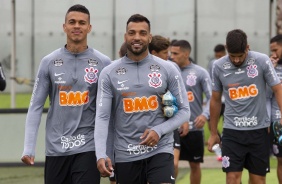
[208,29,282,184]
[94,14,190,184]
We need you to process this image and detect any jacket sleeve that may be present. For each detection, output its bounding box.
[22,58,50,157]
[94,69,113,161]
[0,63,6,91]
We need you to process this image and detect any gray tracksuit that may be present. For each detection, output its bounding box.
[22,47,111,157]
[94,54,191,162]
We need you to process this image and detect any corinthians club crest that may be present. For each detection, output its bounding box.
[84,67,98,84]
[148,72,162,88]
[246,64,258,78]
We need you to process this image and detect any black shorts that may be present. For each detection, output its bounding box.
[221,128,270,176]
[269,122,282,157]
[45,151,100,184]
[173,129,181,149]
[179,131,204,162]
[115,153,175,184]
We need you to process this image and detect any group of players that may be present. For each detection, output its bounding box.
[20,3,282,184]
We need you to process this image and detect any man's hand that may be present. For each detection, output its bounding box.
[21,155,35,165]
[179,122,189,137]
[207,134,221,152]
[139,129,160,147]
[270,55,279,67]
[194,115,207,129]
[97,157,114,177]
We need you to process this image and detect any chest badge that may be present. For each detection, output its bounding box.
[84,67,98,84]
[186,74,197,86]
[246,64,258,78]
[148,72,162,88]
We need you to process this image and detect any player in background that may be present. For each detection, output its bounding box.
[149,35,189,179]
[170,39,212,184]
[208,29,282,184]
[269,34,282,184]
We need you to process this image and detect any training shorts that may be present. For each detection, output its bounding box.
[221,128,270,176]
[173,129,181,149]
[115,153,175,184]
[179,131,204,162]
[44,151,100,184]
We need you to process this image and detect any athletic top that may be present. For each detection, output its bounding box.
[95,54,191,163]
[180,62,212,131]
[212,51,280,130]
[0,63,6,91]
[269,65,282,121]
[22,46,111,157]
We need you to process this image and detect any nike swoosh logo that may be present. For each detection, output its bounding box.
[194,156,201,160]
[171,176,175,180]
[174,143,181,147]
[54,73,65,76]
[118,80,128,84]
[223,73,232,77]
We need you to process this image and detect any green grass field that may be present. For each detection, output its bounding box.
[0,93,280,183]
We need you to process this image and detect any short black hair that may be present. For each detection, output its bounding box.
[226,29,247,53]
[214,44,225,53]
[172,40,192,52]
[126,14,151,31]
[65,4,90,22]
[270,35,282,45]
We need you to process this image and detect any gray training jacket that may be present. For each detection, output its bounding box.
[180,62,212,131]
[212,51,280,130]
[95,54,191,163]
[22,47,111,157]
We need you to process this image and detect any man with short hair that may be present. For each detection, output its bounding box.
[94,14,190,184]
[149,35,189,179]
[269,34,282,184]
[170,39,212,184]
[21,4,111,184]
[208,29,282,184]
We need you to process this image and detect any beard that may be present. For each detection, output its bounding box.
[127,43,148,56]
